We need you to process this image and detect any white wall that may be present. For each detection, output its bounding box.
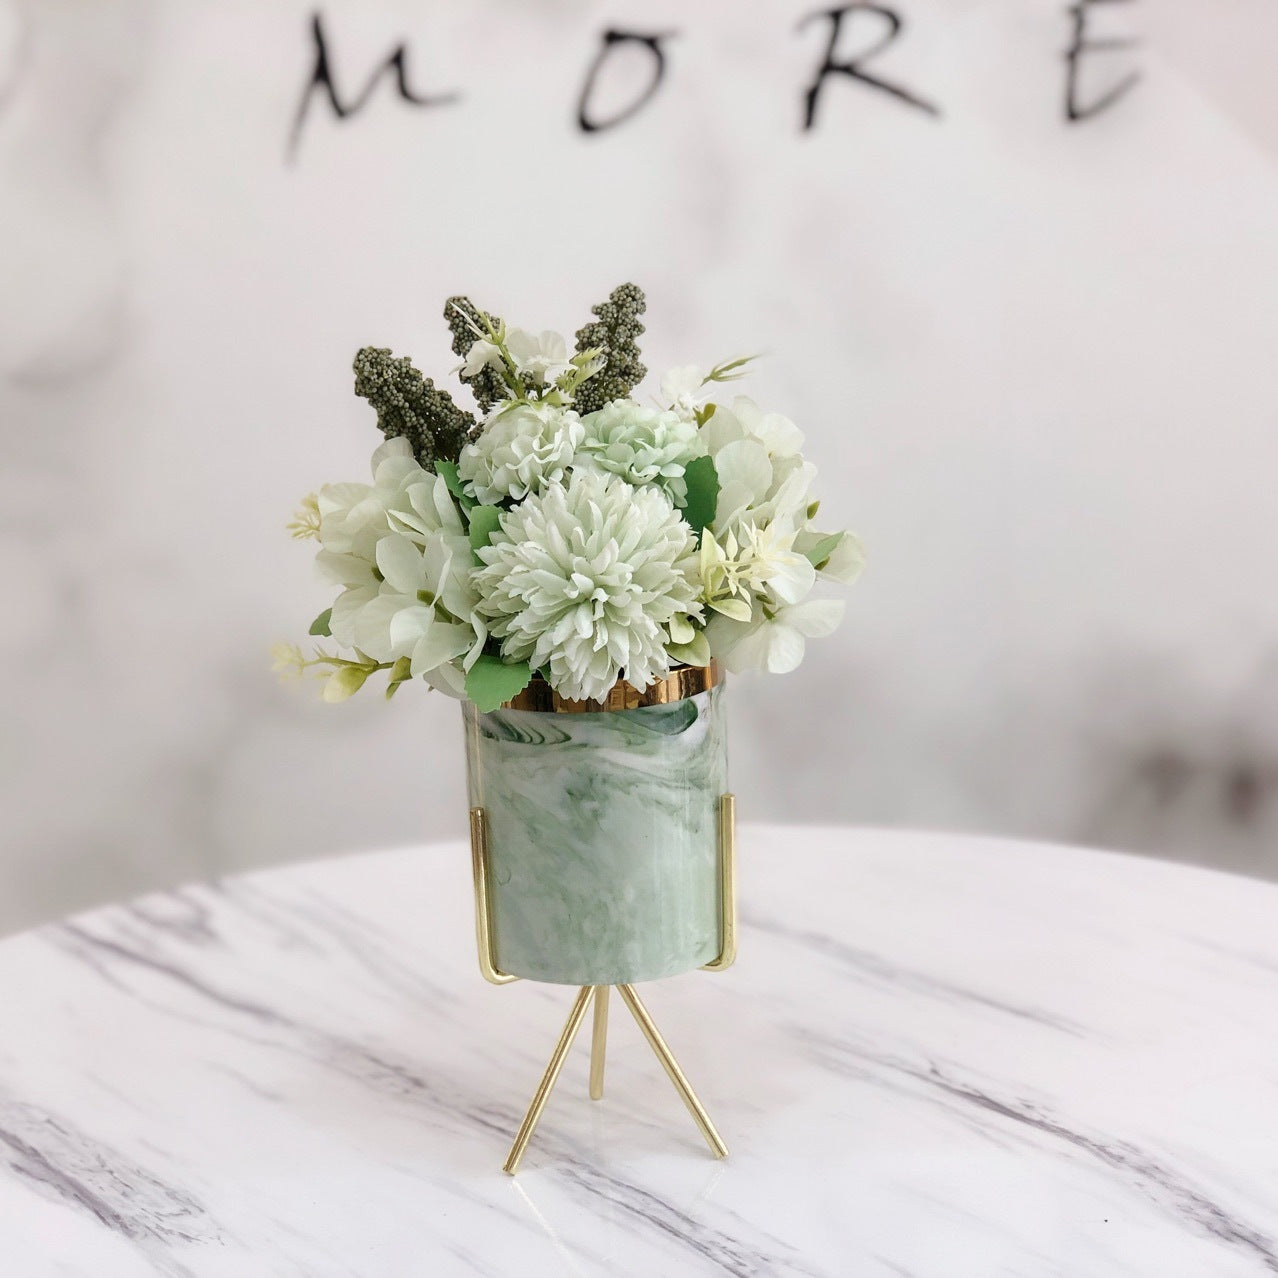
[4,0,1278,935]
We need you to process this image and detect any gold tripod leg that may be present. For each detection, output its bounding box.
[503,985,595,1175]
[616,983,728,1160]
[589,985,609,1100]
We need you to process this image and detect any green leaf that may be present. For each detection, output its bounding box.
[709,596,753,622]
[668,613,695,645]
[468,505,504,563]
[694,402,717,427]
[681,455,719,538]
[668,631,712,667]
[435,460,476,511]
[308,608,332,637]
[465,654,533,713]
[703,354,758,384]
[803,532,845,571]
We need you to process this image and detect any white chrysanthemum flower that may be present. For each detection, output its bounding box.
[473,471,703,702]
[578,400,706,503]
[458,401,584,504]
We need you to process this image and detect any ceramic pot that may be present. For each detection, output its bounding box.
[463,665,729,985]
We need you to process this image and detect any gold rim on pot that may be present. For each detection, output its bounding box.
[501,662,722,714]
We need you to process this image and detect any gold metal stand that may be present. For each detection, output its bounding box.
[589,985,609,1100]
[469,795,737,1173]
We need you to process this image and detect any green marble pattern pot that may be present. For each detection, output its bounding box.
[463,681,728,985]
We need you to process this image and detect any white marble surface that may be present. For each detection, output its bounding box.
[7,0,1278,936]
[2,824,1277,1276]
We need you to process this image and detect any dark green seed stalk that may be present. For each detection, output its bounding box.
[572,282,647,414]
[352,346,474,470]
[444,295,506,415]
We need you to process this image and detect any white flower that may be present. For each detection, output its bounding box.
[821,530,866,583]
[658,365,710,418]
[504,329,572,386]
[314,438,429,650]
[354,532,485,679]
[795,528,866,584]
[578,400,705,503]
[734,519,815,604]
[707,598,845,675]
[311,444,484,691]
[317,541,380,652]
[458,401,584,504]
[388,474,468,545]
[687,390,860,678]
[459,338,505,379]
[712,438,815,542]
[473,471,702,702]
[458,329,571,387]
[698,522,815,622]
[314,437,423,554]
[350,472,486,686]
[703,394,804,459]
[698,396,815,545]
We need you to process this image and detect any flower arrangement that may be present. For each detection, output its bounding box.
[278,284,862,711]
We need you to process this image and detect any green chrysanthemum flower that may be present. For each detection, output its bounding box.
[473,471,702,702]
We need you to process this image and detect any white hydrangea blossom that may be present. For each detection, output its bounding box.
[578,400,706,503]
[314,437,422,555]
[315,438,426,649]
[314,440,485,693]
[794,525,866,584]
[356,525,486,689]
[457,401,584,504]
[473,471,702,702]
[706,598,846,675]
[703,396,812,538]
[694,396,860,674]
[702,394,805,459]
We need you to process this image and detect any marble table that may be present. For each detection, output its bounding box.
[2,826,1277,1277]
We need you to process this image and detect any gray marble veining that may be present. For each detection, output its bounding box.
[2,826,1278,1275]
